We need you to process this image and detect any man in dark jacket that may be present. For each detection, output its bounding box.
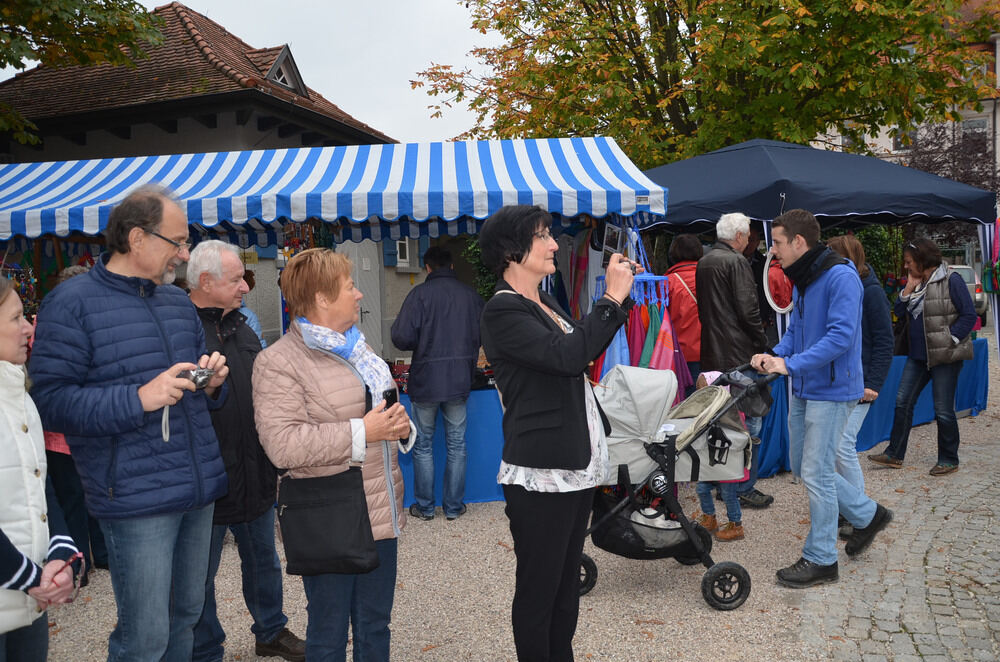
[391,246,484,521]
[31,185,230,661]
[187,241,304,662]
[696,212,773,509]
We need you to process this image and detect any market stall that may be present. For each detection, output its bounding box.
[0,137,669,507]
[645,139,998,476]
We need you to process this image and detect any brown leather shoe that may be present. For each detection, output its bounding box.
[929,463,958,476]
[868,452,902,468]
[695,513,718,532]
[714,522,744,542]
[256,627,305,662]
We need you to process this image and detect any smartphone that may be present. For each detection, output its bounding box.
[383,389,398,407]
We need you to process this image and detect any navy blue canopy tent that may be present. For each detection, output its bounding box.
[646,139,997,478]
[644,139,995,228]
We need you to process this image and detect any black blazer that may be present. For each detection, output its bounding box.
[480,280,628,470]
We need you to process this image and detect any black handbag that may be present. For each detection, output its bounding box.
[276,467,379,576]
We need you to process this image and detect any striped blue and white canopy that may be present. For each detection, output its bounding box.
[0,137,667,247]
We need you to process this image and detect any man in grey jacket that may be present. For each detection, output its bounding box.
[696,212,773,509]
[391,246,484,521]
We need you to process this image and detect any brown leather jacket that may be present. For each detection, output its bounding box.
[252,324,406,541]
[695,241,769,372]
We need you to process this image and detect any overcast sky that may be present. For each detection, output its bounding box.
[3,0,497,143]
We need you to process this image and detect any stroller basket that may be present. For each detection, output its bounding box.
[589,486,711,561]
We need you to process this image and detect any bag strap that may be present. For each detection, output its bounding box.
[671,273,696,304]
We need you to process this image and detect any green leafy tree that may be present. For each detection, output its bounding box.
[1,0,162,143]
[415,0,1000,169]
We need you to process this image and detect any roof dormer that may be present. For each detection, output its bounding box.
[264,46,308,98]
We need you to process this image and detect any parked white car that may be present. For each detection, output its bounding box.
[948,265,988,324]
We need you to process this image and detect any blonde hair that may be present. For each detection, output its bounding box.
[0,277,12,307]
[280,248,353,318]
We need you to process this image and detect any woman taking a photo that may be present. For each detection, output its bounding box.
[253,249,412,662]
[868,238,975,476]
[1,277,81,661]
[479,206,634,662]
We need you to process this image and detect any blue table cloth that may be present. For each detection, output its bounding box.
[399,338,988,504]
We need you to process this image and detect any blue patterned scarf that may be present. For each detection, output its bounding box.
[296,318,396,404]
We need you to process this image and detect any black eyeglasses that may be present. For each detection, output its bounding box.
[533,229,553,241]
[145,230,191,252]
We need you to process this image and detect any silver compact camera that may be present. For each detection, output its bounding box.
[178,368,214,389]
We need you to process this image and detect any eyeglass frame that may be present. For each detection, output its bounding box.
[532,229,553,241]
[145,229,191,252]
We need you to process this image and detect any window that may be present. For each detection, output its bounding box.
[892,128,917,152]
[273,66,290,87]
[962,118,987,135]
[395,239,410,267]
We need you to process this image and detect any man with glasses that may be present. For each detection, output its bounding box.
[31,184,230,661]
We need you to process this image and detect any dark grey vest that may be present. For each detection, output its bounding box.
[922,274,973,368]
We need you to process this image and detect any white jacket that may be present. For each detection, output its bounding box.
[0,361,49,632]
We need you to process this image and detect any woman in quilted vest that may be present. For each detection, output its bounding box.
[868,238,976,476]
[1,277,81,659]
[253,249,413,662]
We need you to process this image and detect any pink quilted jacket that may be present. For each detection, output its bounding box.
[252,324,406,540]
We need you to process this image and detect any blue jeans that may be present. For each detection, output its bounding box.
[100,504,215,662]
[788,395,877,566]
[885,358,962,465]
[192,508,287,662]
[301,538,398,662]
[735,414,762,496]
[410,399,468,517]
[695,481,741,524]
[836,402,871,491]
[0,614,47,662]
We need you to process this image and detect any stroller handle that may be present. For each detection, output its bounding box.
[729,364,783,384]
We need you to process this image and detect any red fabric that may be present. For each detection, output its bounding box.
[665,261,701,361]
[627,305,646,366]
[45,431,71,455]
[768,262,793,307]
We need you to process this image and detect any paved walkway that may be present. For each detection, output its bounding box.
[46,335,1000,661]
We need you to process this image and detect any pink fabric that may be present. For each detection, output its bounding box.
[627,305,646,366]
[44,430,71,455]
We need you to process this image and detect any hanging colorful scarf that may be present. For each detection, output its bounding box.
[638,303,662,368]
[627,304,646,366]
[599,325,631,379]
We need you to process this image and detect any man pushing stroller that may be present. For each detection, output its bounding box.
[752,209,893,588]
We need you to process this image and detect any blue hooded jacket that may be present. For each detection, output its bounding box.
[773,251,864,402]
[29,255,228,519]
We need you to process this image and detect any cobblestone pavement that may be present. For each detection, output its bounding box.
[45,333,1000,661]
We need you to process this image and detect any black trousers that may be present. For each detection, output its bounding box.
[46,451,107,568]
[502,484,595,662]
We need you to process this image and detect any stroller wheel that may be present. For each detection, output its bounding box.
[579,553,598,596]
[701,561,751,611]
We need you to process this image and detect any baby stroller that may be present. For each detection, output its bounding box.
[582,364,779,610]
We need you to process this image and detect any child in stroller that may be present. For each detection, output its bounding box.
[693,371,750,542]
[583,364,778,610]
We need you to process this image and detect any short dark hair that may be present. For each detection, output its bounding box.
[904,237,942,272]
[772,209,820,248]
[105,184,175,254]
[478,205,551,277]
[668,234,703,263]
[423,246,452,271]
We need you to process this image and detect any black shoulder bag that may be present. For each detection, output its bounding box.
[277,467,379,575]
[275,353,379,576]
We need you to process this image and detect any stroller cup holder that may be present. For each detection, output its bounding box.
[706,424,731,466]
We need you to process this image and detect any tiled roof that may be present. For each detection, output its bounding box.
[0,1,392,142]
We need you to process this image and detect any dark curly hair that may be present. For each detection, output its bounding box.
[903,237,942,272]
